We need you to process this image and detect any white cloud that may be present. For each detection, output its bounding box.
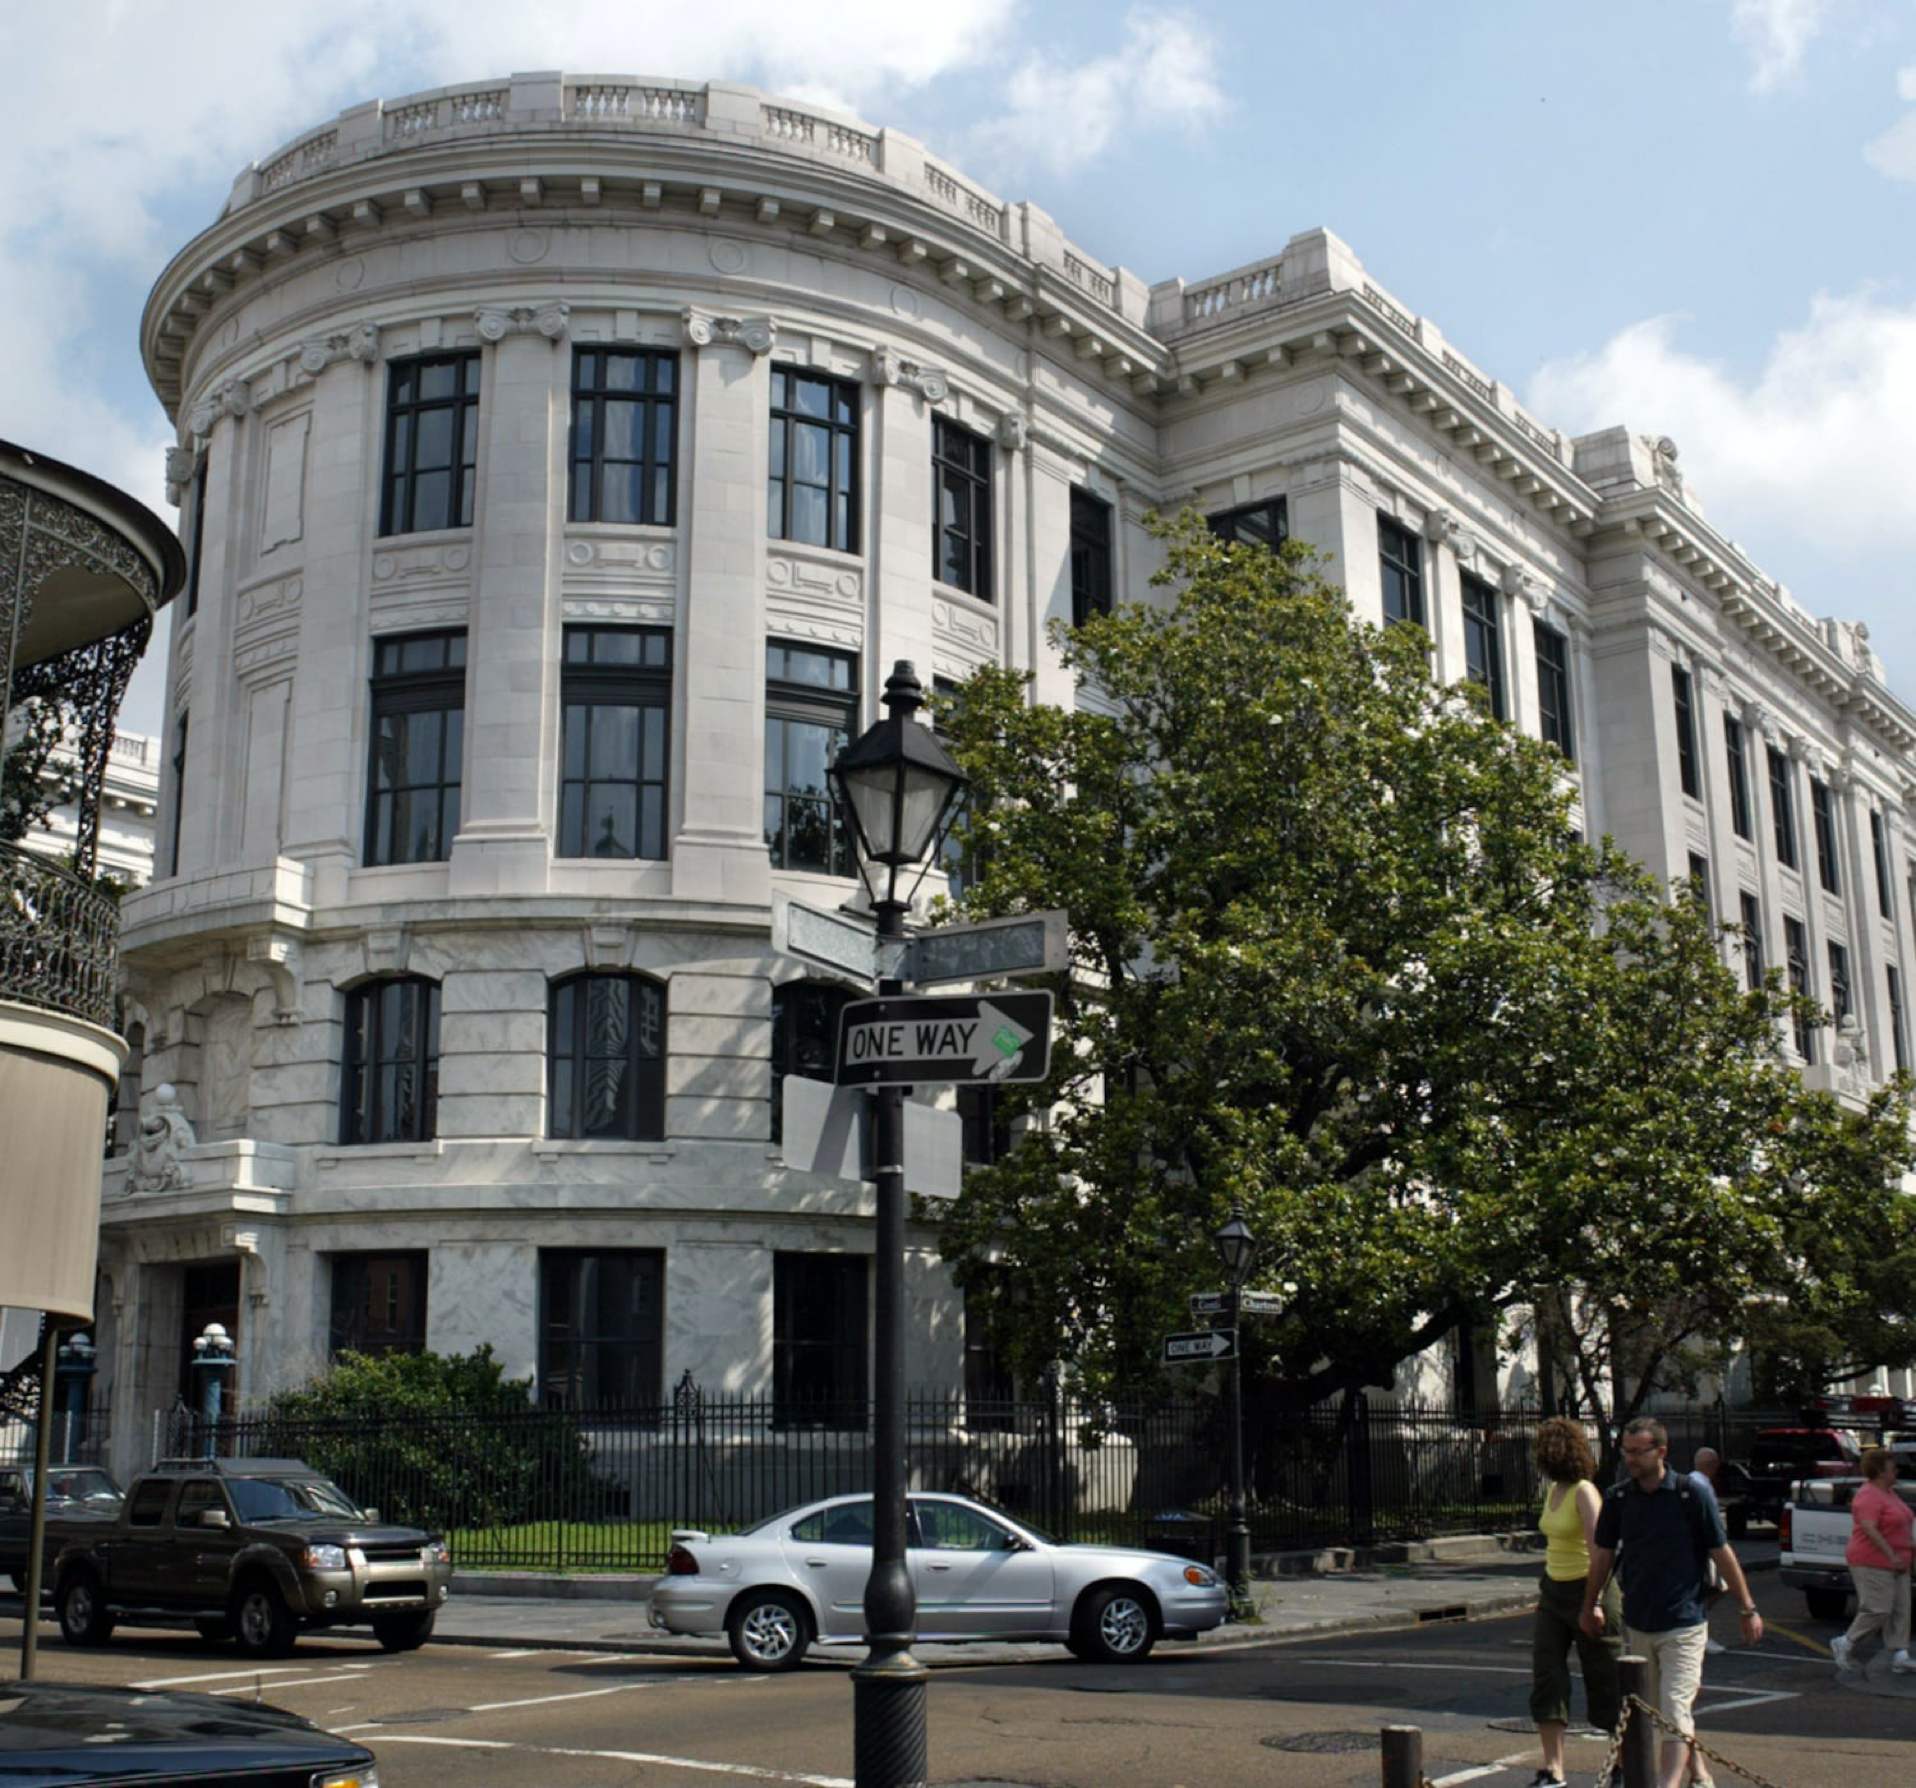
[1526,291,1916,673]
[1864,64,1916,181]
[1730,0,1832,92]
[962,9,1226,181]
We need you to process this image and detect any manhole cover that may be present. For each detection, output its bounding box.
[1264,1730,1382,1754]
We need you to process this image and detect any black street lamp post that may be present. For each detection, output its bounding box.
[828,661,966,1788]
[1213,1207,1256,1614]
[191,1322,235,1460]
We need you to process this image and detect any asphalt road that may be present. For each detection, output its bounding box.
[3,1565,1908,1785]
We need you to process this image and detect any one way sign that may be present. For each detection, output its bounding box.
[1163,1329,1237,1365]
[835,991,1054,1088]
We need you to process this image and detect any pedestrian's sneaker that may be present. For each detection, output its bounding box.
[1704,1637,1725,1654]
[1893,1649,1915,1674]
[1523,1773,1564,1788]
[1832,1634,1854,1671]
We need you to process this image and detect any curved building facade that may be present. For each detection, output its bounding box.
[103,74,1916,1444]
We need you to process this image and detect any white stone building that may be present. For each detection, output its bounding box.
[97,73,1916,1461]
[19,729,163,889]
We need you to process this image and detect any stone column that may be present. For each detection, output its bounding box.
[870,375,937,706]
[449,316,567,898]
[670,309,776,909]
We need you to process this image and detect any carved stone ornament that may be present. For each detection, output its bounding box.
[682,307,776,355]
[163,446,198,505]
[872,345,951,403]
[475,302,571,344]
[1835,1012,1871,1099]
[1501,564,1550,616]
[185,379,251,440]
[296,321,382,378]
[1745,701,1780,747]
[1422,507,1457,547]
[127,1083,196,1194]
[997,413,1028,452]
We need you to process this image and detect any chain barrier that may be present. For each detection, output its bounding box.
[1611,1691,1790,1788]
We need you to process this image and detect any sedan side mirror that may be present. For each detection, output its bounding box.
[363,1508,380,1522]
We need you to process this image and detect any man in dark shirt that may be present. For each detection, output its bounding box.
[1580,1418,1763,1787]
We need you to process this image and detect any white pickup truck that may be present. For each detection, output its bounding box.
[1779,1475,1916,1620]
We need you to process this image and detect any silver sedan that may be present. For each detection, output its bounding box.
[648,1492,1229,1669]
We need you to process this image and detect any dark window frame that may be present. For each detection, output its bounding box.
[166,712,188,879]
[329,1251,429,1359]
[1460,572,1507,721]
[1784,915,1813,1060]
[1207,499,1288,550]
[1672,664,1700,799]
[1534,620,1574,760]
[773,1252,869,1426]
[547,971,667,1142]
[364,630,466,867]
[1687,852,1712,918]
[380,351,481,536]
[340,975,441,1145]
[1724,715,1753,840]
[764,642,859,876]
[768,367,860,553]
[1769,747,1799,871]
[931,416,993,600]
[1890,965,1908,1074]
[1811,778,1841,894]
[1069,489,1114,627]
[558,625,673,861]
[1377,515,1425,630]
[1828,939,1853,1028]
[568,348,679,527]
[538,1248,665,1412]
[183,457,208,619]
[1873,810,1894,918]
[1740,891,1765,992]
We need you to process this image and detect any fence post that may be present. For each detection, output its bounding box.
[1379,1723,1422,1787]
[1618,1655,1656,1788]
[1346,1390,1375,1547]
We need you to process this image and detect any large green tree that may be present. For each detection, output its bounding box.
[934,517,1916,1422]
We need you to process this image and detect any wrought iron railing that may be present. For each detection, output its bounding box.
[0,842,120,1028]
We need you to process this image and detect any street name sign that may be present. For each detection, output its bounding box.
[1189,1290,1286,1318]
[835,991,1054,1087]
[1163,1329,1237,1365]
[773,896,904,987]
[903,910,1069,987]
[780,1075,962,1199]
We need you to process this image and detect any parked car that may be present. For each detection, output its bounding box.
[51,1456,451,1658]
[0,1677,378,1785]
[0,1463,123,1590]
[650,1491,1230,1669]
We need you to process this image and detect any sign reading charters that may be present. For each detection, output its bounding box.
[835,991,1055,1088]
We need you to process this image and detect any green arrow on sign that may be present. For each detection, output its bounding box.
[973,1000,1035,1079]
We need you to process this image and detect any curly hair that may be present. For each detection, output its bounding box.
[1534,1416,1596,1485]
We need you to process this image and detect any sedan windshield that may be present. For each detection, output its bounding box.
[226,1475,365,1522]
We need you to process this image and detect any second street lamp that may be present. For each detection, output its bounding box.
[1213,1207,1256,1615]
[828,661,967,1788]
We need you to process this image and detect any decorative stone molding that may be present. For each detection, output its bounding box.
[296,321,381,376]
[997,413,1028,452]
[361,928,411,979]
[185,379,250,440]
[1422,507,1458,547]
[1746,701,1781,748]
[1500,564,1549,616]
[682,307,776,354]
[245,933,304,1024]
[872,345,950,403]
[474,302,570,343]
[163,446,199,505]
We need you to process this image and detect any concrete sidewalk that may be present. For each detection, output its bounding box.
[435,1534,1780,1661]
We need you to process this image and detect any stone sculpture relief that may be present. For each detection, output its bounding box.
[128,1084,196,1193]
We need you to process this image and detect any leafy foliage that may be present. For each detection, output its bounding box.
[933,515,1916,1432]
[261,1348,618,1531]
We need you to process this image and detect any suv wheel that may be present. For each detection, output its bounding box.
[233,1581,298,1658]
[56,1574,114,1647]
[372,1610,436,1652]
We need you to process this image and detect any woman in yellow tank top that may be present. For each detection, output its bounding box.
[1529,1417,1623,1787]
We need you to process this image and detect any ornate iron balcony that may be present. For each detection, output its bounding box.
[0,842,120,1030]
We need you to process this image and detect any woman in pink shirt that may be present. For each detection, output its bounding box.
[1833,1446,1914,1675]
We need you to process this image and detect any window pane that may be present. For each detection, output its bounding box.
[791,485,828,545]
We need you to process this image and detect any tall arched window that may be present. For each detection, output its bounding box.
[340,977,440,1144]
[549,972,667,1141]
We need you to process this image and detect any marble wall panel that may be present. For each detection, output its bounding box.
[667,1094,763,1141]
[667,1242,772,1393]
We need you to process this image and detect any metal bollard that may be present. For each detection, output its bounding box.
[1618,1655,1657,1788]
[1380,1723,1422,1788]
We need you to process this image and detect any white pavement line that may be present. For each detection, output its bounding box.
[488,1648,541,1657]
[469,1677,731,1712]
[1429,1768,1501,1786]
[1290,1658,1533,1677]
[1699,1687,1800,1715]
[130,1665,311,1689]
[207,1671,380,1695]
[375,1734,853,1784]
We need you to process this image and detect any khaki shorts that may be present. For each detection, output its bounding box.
[1626,1621,1709,1739]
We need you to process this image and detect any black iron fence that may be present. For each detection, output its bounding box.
[0,1401,114,1470]
[157,1388,1794,1573]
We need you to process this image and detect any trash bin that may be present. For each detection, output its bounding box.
[1144,1510,1216,1564]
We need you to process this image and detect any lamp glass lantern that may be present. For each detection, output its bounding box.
[1213,1209,1256,1288]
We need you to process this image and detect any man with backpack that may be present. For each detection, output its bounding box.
[1580,1418,1764,1788]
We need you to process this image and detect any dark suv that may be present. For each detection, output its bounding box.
[53,1456,452,1657]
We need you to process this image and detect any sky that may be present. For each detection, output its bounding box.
[7,0,1916,737]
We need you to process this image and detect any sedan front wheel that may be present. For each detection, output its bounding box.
[1072,1584,1156,1664]
[727,1589,811,1671]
